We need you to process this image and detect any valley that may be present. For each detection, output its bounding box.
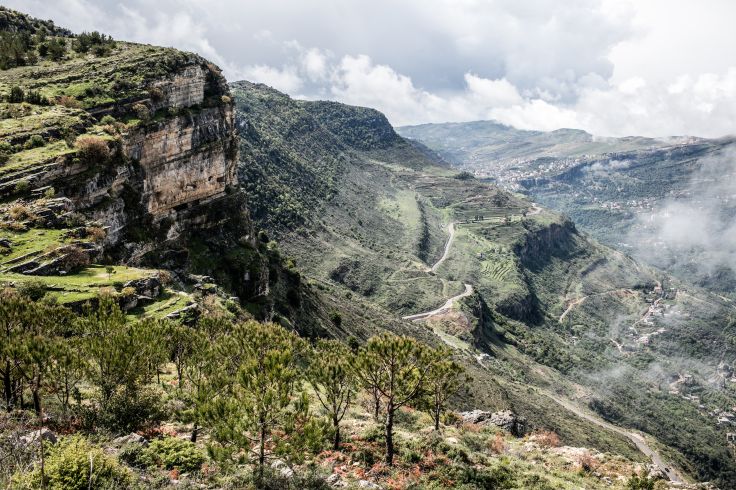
[1,5,736,489]
[398,121,736,295]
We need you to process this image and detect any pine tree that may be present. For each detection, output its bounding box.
[78,297,166,411]
[422,347,467,431]
[355,333,431,465]
[202,321,310,483]
[307,339,356,450]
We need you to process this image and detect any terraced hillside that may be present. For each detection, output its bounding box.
[0,8,335,332]
[398,121,736,294]
[235,84,736,487]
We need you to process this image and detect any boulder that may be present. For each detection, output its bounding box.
[358,481,381,489]
[113,432,149,446]
[20,428,57,446]
[326,473,346,488]
[271,459,294,478]
[459,409,526,436]
[459,409,492,424]
[490,410,526,436]
[124,277,161,298]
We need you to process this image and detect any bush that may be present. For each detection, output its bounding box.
[534,430,561,448]
[74,135,110,164]
[627,473,659,490]
[58,245,90,272]
[56,95,82,109]
[8,203,33,221]
[12,435,133,490]
[24,134,45,150]
[14,180,30,194]
[85,226,106,242]
[92,387,166,434]
[100,114,116,125]
[9,86,24,103]
[144,437,205,473]
[16,280,47,301]
[118,442,152,469]
[132,103,150,122]
[147,87,164,102]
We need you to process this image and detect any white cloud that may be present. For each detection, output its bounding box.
[240,65,303,93]
[4,0,736,137]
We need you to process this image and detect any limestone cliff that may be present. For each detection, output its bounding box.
[0,45,239,247]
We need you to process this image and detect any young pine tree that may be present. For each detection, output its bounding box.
[307,339,356,450]
[203,321,311,483]
[355,333,431,465]
[422,347,467,431]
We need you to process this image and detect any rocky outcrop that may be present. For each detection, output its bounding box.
[460,409,527,436]
[123,104,236,219]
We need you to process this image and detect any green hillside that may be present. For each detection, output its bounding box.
[235,83,736,486]
[3,6,736,488]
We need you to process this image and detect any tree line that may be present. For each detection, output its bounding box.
[0,288,467,486]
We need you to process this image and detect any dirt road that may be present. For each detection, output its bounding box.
[545,393,684,483]
[402,283,474,321]
[431,222,456,273]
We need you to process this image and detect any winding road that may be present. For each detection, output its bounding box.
[545,393,684,483]
[403,221,474,321]
[431,222,456,273]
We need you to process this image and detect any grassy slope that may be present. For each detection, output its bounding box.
[233,82,736,487]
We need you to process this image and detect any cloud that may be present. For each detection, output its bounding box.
[628,147,736,288]
[4,0,736,137]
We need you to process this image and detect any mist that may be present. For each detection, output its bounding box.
[629,146,736,291]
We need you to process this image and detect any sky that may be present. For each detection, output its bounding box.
[6,0,736,137]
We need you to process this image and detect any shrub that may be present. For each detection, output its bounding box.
[118,442,151,468]
[100,114,116,125]
[59,245,90,271]
[489,432,506,454]
[12,435,133,490]
[9,86,24,103]
[132,103,150,121]
[16,280,47,301]
[74,135,110,164]
[627,473,659,490]
[25,90,48,105]
[85,225,106,242]
[8,203,33,220]
[534,430,561,448]
[87,386,166,434]
[148,86,164,102]
[144,437,205,473]
[577,452,599,474]
[13,180,30,194]
[43,187,56,199]
[56,95,82,109]
[121,286,137,298]
[23,134,45,150]
[329,311,342,327]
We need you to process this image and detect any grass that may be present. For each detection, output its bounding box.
[0,227,71,266]
[0,265,154,304]
[0,140,76,177]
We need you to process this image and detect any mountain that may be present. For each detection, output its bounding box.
[235,84,736,486]
[2,6,736,488]
[398,121,736,294]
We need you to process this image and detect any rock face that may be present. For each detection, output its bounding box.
[460,409,527,436]
[123,104,236,219]
[25,57,239,248]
